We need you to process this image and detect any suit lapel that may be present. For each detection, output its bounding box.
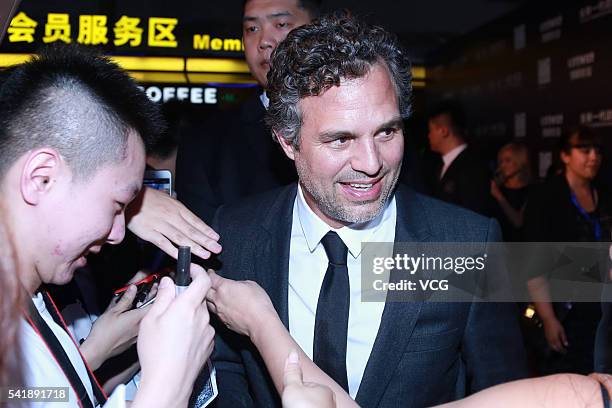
[356,187,432,407]
[252,184,297,328]
[440,147,468,184]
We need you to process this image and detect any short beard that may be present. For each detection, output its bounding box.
[297,164,400,225]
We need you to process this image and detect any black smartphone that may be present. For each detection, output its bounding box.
[143,169,172,196]
[114,273,159,309]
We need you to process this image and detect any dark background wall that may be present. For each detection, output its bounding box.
[425,0,612,179]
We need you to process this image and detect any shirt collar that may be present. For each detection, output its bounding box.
[259,91,270,110]
[296,184,394,258]
[32,292,46,313]
[442,143,468,168]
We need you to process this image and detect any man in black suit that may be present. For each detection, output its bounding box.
[207,13,527,407]
[175,0,321,223]
[427,101,494,216]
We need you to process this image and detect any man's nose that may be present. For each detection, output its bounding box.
[351,139,383,176]
[258,25,278,51]
[106,214,126,245]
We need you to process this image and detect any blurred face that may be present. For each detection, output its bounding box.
[562,135,602,182]
[427,118,446,153]
[243,0,311,87]
[498,149,520,179]
[37,131,146,286]
[278,63,404,228]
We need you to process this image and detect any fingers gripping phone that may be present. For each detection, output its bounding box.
[114,274,159,309]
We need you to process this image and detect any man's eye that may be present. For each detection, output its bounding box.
[380,128,398,138]
[330,137,350,147]
[244,25,258,33]
[277,22,289,28]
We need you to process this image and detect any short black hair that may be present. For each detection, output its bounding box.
[0,45,164,180]
[559,125,601,154]
[428,99,467,138]
[242,0,322,19]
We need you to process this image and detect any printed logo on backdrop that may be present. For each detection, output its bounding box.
[474,122,507,139]
[538,58,551,86]
[580,109,612,128]
[487,72,522,93]
[580,1,612,23]
[473,40,506,63]
[568,52,595,81]
[540,114,563,138]
[515,113,526,138]
[513,24,526,50]
[539,152,553,178]
[539,15,563,43]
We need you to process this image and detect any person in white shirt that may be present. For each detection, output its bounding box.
[0,46,215,408]
[207,13,526,408]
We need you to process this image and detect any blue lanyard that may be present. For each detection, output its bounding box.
[570,189,602,241]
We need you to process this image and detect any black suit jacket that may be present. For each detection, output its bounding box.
[203,184,527,407]
[175,94,297,223]
[433,147,494,217]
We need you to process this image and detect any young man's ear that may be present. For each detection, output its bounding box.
[275,131,296,161]
[20,148,61,205]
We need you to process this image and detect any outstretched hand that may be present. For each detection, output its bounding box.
[80,282,148,370]
[282,352,336,408]
[126,186,222,260]
[206,270,277,338]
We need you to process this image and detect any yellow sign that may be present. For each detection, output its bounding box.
[193,34,243,51]
[77,15,109,45]
[148,17,178,48]
[43,13,71,44]
[7,12,248,53]
[7,12,37,43]
[114,16,143,47]
[7,12,251,53]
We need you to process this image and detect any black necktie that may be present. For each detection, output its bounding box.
[313,231,350,391]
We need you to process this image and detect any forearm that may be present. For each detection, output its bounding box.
[436,374,602,408]
[131,373,190,408]
[527,277,556,321]
[80,338,106,371]
[251,315,357,408]
[103,361,140,395]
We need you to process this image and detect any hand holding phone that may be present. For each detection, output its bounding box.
[114,273,160,309]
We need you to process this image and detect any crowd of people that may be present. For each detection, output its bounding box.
[1,0,612,407]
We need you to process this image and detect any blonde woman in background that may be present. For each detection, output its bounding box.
[490,142,532,241]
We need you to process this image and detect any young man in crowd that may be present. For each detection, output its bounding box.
[0,47,215,407]
[175,0,321,223]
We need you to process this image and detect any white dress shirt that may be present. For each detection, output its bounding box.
[288,186,396,398]
[259,91,269,110]
[440,143,467,179]
[21,293,126,407]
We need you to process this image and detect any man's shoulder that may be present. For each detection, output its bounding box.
[454,147,488,171]
[397,187,495,240]
[214,184,296,229]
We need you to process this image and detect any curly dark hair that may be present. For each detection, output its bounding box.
[266,12,412,148]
